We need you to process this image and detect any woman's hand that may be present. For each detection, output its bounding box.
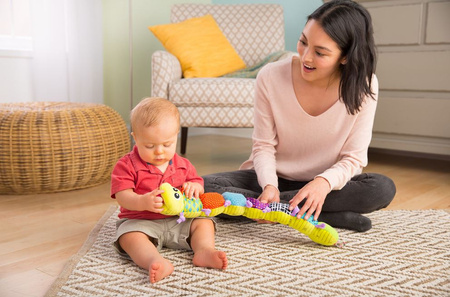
[258,184,280,204]
[255,184,280,224]
[289,177,330,221]
[183,182,204,199]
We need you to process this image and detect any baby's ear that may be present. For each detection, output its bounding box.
[130,131,137,143]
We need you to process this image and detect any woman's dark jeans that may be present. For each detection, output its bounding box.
[203,170,396,214]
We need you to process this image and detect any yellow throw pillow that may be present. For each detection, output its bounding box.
[149,14,246,78]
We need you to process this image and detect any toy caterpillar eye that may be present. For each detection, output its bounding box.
[173,187,178,192]
[174,193,180,199]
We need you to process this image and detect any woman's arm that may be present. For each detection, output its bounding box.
[251,65,279,196]
[318,76,379,190]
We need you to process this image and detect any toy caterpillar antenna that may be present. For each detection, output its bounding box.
[160,183,339,246]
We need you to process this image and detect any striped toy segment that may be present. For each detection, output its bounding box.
[184,211,203,218]
[307,224,339,246]
[288,218,338,246]
[244,208,266,220]
[267,203,293,225]
[289,218,316,235]
[205,206,225,217]
[222,205,245,216]
[265,211,292,225]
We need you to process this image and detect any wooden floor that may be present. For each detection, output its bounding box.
[1,134,449,297]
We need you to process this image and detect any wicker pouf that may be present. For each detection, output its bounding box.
[0,102,130,194]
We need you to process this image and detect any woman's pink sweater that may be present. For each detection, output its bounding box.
[240,57,378,191]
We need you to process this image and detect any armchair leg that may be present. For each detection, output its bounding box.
[180,127,188,155]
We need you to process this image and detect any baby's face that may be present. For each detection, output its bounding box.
[132,117,179,168]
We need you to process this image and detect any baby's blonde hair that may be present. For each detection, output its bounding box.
[130,97,180,134]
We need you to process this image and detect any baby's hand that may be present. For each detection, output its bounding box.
[183,182,204,199]
[142,188,165,213]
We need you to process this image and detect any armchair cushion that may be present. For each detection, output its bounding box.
[169,78,254,107]
[169,77,255,128]
[149,14,245,78]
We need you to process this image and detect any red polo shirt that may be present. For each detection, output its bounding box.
[111,145,203,220]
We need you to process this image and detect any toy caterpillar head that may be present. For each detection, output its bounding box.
[160,183,185,215]
[160,183,226,217]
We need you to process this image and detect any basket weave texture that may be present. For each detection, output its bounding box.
[0,102,130,194]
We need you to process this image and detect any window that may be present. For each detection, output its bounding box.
[0,0,32,51]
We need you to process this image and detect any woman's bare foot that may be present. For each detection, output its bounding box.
[192,248,228,270]
[149,258,174,283]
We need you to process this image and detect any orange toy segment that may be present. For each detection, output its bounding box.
[200,192,225,209]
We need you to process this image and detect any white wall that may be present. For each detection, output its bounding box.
[0,0,103,104]
[0,52,33,103]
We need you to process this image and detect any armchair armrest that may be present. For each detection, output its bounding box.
[151,50,182,98]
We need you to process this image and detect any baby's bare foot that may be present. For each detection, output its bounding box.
[193,248,228,270]
[149,258,174,283]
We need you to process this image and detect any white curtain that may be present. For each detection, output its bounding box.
[30,0,103,103]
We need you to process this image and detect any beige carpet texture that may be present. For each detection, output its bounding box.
[46,207,450,297]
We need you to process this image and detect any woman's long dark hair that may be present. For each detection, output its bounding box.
[308,0,377,115]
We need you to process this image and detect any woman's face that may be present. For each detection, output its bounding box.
[297,19,345,85]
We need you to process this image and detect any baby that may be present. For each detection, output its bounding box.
[111,97,227,283]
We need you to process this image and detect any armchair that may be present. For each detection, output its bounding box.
[151,4,293,154]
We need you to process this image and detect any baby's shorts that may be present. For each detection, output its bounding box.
[113,216,216,258]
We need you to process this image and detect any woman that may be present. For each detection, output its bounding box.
[203,0,396,232]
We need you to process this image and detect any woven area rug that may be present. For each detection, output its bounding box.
[46,207,450,297]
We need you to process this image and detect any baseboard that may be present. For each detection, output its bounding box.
[368,147,450,161]
[370,132,450,157]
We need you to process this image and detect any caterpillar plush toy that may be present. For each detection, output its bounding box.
[160,183,339,246]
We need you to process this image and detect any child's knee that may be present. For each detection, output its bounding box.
[191,218,215,233]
